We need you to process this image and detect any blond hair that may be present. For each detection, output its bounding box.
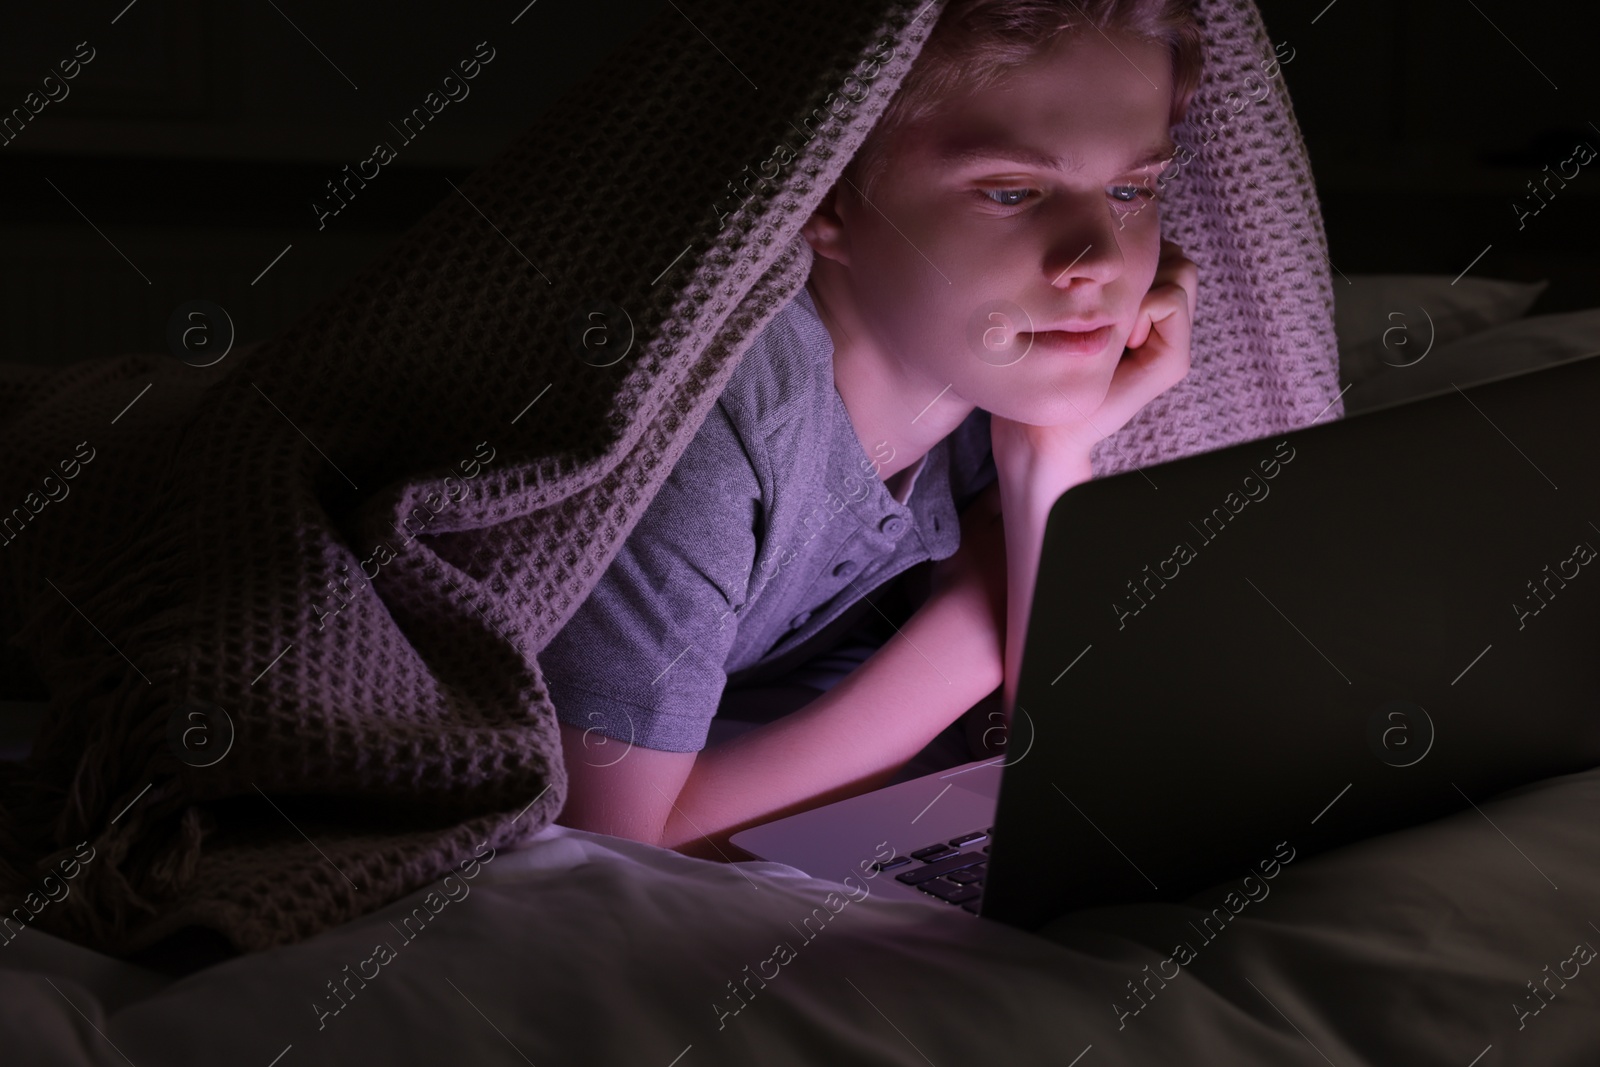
[844,0,1204,202]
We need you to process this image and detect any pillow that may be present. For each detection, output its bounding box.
[1335,274,1549,387]
[1343,307,1600,415]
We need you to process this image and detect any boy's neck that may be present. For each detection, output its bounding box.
[805,273,976,483]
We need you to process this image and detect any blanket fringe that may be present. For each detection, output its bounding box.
[0,411,199,952]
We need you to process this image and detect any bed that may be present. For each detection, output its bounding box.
[0,764,1596,1064]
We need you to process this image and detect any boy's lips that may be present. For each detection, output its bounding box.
[1034,318,1115,333]
[1022,323,1115,355]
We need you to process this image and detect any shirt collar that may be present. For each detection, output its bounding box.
[796,284,962,559]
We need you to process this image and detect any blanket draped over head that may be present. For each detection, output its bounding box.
[0,0,1340,955]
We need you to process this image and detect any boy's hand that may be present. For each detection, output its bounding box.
[990,239,1197,489]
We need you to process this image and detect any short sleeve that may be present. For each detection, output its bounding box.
[537,401,761,753]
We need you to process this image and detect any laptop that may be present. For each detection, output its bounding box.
[730,349,1600,932]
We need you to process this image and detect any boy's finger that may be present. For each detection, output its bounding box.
[1123,283,1185,355]
[1103,293,1190,420]
[1151,244,1199,323]
[1126,306,1153,351]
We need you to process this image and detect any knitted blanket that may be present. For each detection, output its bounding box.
[0,0,1341,955]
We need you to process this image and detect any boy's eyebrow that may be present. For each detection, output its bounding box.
[934,136,1177,174]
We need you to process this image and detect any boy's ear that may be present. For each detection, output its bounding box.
[801,183,850,267]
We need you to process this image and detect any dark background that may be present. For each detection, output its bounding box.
[2,0,1595,368]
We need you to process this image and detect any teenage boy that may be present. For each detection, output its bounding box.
[546,0,1203,858]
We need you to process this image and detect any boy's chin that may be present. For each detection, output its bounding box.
[981,378,1114,426]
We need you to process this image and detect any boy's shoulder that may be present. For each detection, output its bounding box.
[710,282,995,504]
[714,283,836,439]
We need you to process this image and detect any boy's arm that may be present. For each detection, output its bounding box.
[556,721,697,848]
[991,238,1199,724]
[558,529,1007,857]
[997,454,1093,722]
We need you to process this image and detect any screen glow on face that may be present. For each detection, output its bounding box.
[828,29,1178,425]
[941,136,1176,220]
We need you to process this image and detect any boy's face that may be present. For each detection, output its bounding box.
[813,28,1178,426]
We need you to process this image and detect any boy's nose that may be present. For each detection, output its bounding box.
[1044,221,1125,289]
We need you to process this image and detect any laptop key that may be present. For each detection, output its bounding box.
[947,868,982,884]
[895,851,986,885]
[948,831,988,847]
[910,843,957,861]
[919,878,983,904]
[870,856,912,872]
[961,898,983,914]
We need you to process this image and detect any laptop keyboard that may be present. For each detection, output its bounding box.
[871,827,992,914]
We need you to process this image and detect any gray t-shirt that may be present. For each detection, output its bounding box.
[540,285,997,752]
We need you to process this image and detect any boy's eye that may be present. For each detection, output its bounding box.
[974,183,1161,210]
[977,187,1034,208]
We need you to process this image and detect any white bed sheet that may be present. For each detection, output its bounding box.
[1,764,1597,1066]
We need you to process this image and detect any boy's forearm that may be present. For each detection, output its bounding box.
[663,583,1003,857]
[997,454,1094,721]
